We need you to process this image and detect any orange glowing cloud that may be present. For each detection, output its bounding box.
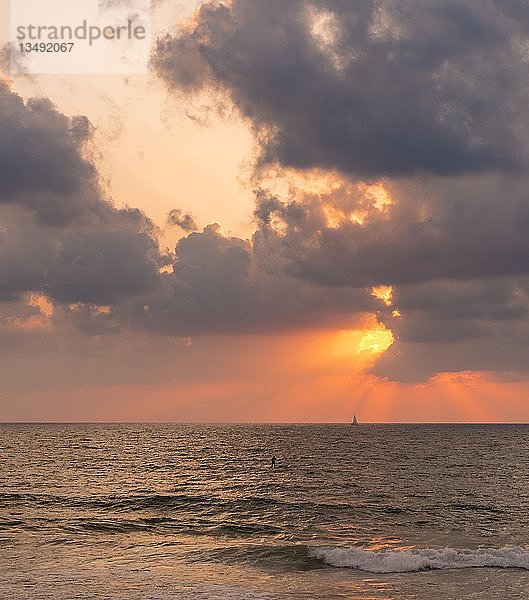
[302,317,395,379]
[6,293,54,331]
[371,285,393,306]
[7,315,51,332]
[28,293,54,318]
[357,181,394,211]
[357,326,394,355]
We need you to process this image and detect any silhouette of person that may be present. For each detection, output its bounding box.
[271,455,276,469]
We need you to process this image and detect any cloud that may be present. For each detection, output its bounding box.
[0,84,381,341]
[0,85,100,224]
[167,208,198,231]
[372,337,529,383]
[0,84,160,307]
[47,214,160,304]
[250,175,529,287]
[150,1,529,381]
[153,0,529,177]
[3,1,529,387]
[370,276,529,381]
[125,223,378,335]
[246,175,529,379]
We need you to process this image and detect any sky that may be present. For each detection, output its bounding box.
[1,0,529,422]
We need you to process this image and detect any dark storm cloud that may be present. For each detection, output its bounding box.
[372,336,529,382]
[251,175,529,288]
[0,85,102,225]
[0,84,379,338]
[369,276,529,381]
[47,216,160,305]
[0,204,160,306]
[4,0,529,386]
[393,279,529,339]
[153,0,529,177]
[0,85,160,307]
[0,208,56,301]
[126,223,378,335]
[382,278,529,348]
[65,303,121,336]
[248,174,529,379]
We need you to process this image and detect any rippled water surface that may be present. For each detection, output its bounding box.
[2,424,529,599]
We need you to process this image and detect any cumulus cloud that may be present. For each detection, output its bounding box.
[153,0,529,177]
[0,86,99,224]
[250,175,529,287]
[150,0,529,380]
[124,223,378,335]
[0,83,160,308]
[0,83,380,341]
[167,208,198,231]
[4,1,529,385]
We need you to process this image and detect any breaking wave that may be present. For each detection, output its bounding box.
[308,546,529,573]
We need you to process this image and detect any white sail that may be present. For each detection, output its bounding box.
[352,414,358,425]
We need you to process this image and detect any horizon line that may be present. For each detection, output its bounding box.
[1,421,529,425]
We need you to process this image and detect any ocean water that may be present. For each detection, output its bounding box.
[1,424,529,599]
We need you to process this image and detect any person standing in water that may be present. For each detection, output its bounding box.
[271,455,276,469]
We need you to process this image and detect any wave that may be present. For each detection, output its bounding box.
[0,492,410,518]
[0,491,382,518]
[308,546,529,573]
[189,543,324,571]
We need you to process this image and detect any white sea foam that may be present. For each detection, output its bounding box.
[308,546,529,573]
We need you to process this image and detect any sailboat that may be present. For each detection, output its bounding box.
[351,414,359,425]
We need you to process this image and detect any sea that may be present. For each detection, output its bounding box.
[1,424,529,599]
